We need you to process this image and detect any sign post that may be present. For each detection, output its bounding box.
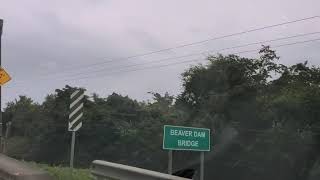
[69,90,84,168]
[0,19,11,153]
[168,150,172,174]
[0,19,3,152]
[163,125,211,179]
[70,131,76,168]
[200,152,204,180]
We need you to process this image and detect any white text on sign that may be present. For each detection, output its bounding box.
[178,140,199,147]
[170,130,206,138]
[170,129,206,148]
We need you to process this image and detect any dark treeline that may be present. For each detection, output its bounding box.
[4,46,320,180]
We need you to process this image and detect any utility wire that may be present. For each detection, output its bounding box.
[39,16,320,77]
[65,37,320,82]
[42,37,320,83]
[6,37,320,89]
[65,32,320,78]
[15,31,320,83]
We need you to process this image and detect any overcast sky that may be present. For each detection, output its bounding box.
[0,0,320,106]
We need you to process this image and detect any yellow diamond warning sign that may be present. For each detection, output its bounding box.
[0,67,11,86]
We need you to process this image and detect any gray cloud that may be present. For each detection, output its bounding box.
[0,0,319,105]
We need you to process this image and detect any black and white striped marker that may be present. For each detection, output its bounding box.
[69,90,84,131]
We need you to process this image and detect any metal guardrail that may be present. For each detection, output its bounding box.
[0,154,52,180]
[91,160,192,180]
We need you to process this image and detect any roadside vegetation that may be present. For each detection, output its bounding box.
[5,46,320,180]
[38,164,93,180]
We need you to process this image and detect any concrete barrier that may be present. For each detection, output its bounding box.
[91,160,192,180]
[0,154,52,180]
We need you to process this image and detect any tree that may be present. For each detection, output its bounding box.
[4,46,320,180]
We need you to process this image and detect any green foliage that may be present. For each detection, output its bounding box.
[39,164,93,180]
[7,136,32,159]
[4,46,320,180]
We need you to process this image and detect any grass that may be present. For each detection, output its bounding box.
[36,164,94,180]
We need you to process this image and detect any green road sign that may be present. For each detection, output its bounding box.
[163,125,211,151]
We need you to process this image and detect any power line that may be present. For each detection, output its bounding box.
[6,37,320,89]
[15,31,320,83]
[7,58,204,89]
[65,32,320,78]
[38,16,319,77]
[49,37,320,82]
